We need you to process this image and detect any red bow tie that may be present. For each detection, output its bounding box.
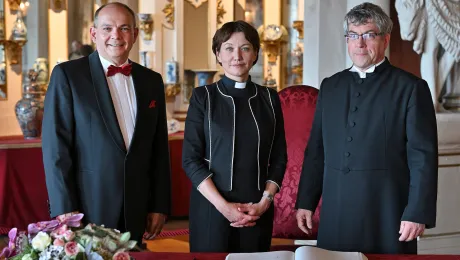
[107,64,132,77]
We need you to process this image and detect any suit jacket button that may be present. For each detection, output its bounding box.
[347,136,353,142]
[344,152,350,157]
[351,106,358,112]
[349,122,356,127]
[357,79,364,84]
[355,92,361,97]
[344,167,350,173]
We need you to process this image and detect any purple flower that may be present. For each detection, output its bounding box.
[27,220,59,235]
[0,247,13,258]
[8,228,17,248]
[0,228,18,258]
[27,213,84,236]
[58,213,84,228]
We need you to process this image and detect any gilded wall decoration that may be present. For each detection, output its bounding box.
[217,0,226,25]
[162,0,174,29]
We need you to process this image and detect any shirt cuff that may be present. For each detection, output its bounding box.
[265,180,281,191]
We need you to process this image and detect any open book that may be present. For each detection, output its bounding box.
[225,246,368,260]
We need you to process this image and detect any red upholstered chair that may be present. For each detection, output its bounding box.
[0,226,9,235]
[272,85,322,240]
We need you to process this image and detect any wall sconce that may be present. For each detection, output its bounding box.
[258,24,288,64]
[8,0,30,14]
[292,20,304,40]
[4,40,26,65]
[19,1,30,16]
[257,24,288,88]
[7,0,21,12]
[1,3,29,65]
[50,0,66,13]
[165,83,181,98]
[138,13,153,41]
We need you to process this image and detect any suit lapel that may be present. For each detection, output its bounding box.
[126,62,148,153]
[89,52,126,153]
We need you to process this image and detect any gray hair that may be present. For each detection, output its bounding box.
[93,2,137,28]
[343,2,393,35]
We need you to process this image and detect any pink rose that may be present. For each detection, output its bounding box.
[113,251,130,260]
[53,238,65,247]
[51,224,68,239]
[64,241,79,256]
[63,230,75,241]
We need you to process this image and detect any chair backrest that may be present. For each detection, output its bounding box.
[0,226,10,235]
[272,85,321,239]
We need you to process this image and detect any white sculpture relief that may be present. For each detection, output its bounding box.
[395,0,460,108]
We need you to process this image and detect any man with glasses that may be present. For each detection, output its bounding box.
[295,2,438,254]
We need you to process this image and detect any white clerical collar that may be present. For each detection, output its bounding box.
[99,54,129,74]
[350,58,385,79]
[234,81,247,89]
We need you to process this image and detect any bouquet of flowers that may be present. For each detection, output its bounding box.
[0,214,138,260]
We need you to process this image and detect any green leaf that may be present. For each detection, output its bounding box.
[119,232,130,243]
[75,252,88,260]
[29,250,38,259]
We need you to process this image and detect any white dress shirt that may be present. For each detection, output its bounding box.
[99,55,137,150]
[350,58,385,78]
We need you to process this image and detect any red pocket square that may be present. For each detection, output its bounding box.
[149,100,156,108]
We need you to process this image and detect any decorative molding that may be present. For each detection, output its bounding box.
[162,0,174,29]
[216,0,226,25]
[185,0,208,8]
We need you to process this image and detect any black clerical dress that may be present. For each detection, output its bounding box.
[183,76,287,252]
[296,58,438,254]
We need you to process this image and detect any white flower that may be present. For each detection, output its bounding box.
[31,231,52,252]
[38,245,65,260]
[21,254,33,260]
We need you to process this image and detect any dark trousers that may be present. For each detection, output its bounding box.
[189,188,274,253]
[117,204,145,250]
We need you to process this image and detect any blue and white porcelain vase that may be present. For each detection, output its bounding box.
[182,69,196,103]
[0,48,6,86]
[12,11,27,41]
[192,69,218,87]
[165,58,179,84]
[0,11,5,41]
[15,70,44,139]
[33,57,49,87]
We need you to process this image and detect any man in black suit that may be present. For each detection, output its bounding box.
[42,3,171,244]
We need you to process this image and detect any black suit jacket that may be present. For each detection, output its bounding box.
[42,52,171,240]
[182,81,287,192]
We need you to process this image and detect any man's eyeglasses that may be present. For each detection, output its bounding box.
[345,32,385,42]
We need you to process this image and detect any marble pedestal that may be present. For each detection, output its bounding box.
[418,113,460,254]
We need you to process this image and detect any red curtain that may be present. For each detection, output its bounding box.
[0,135,191,234]
[0,147,51,231]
